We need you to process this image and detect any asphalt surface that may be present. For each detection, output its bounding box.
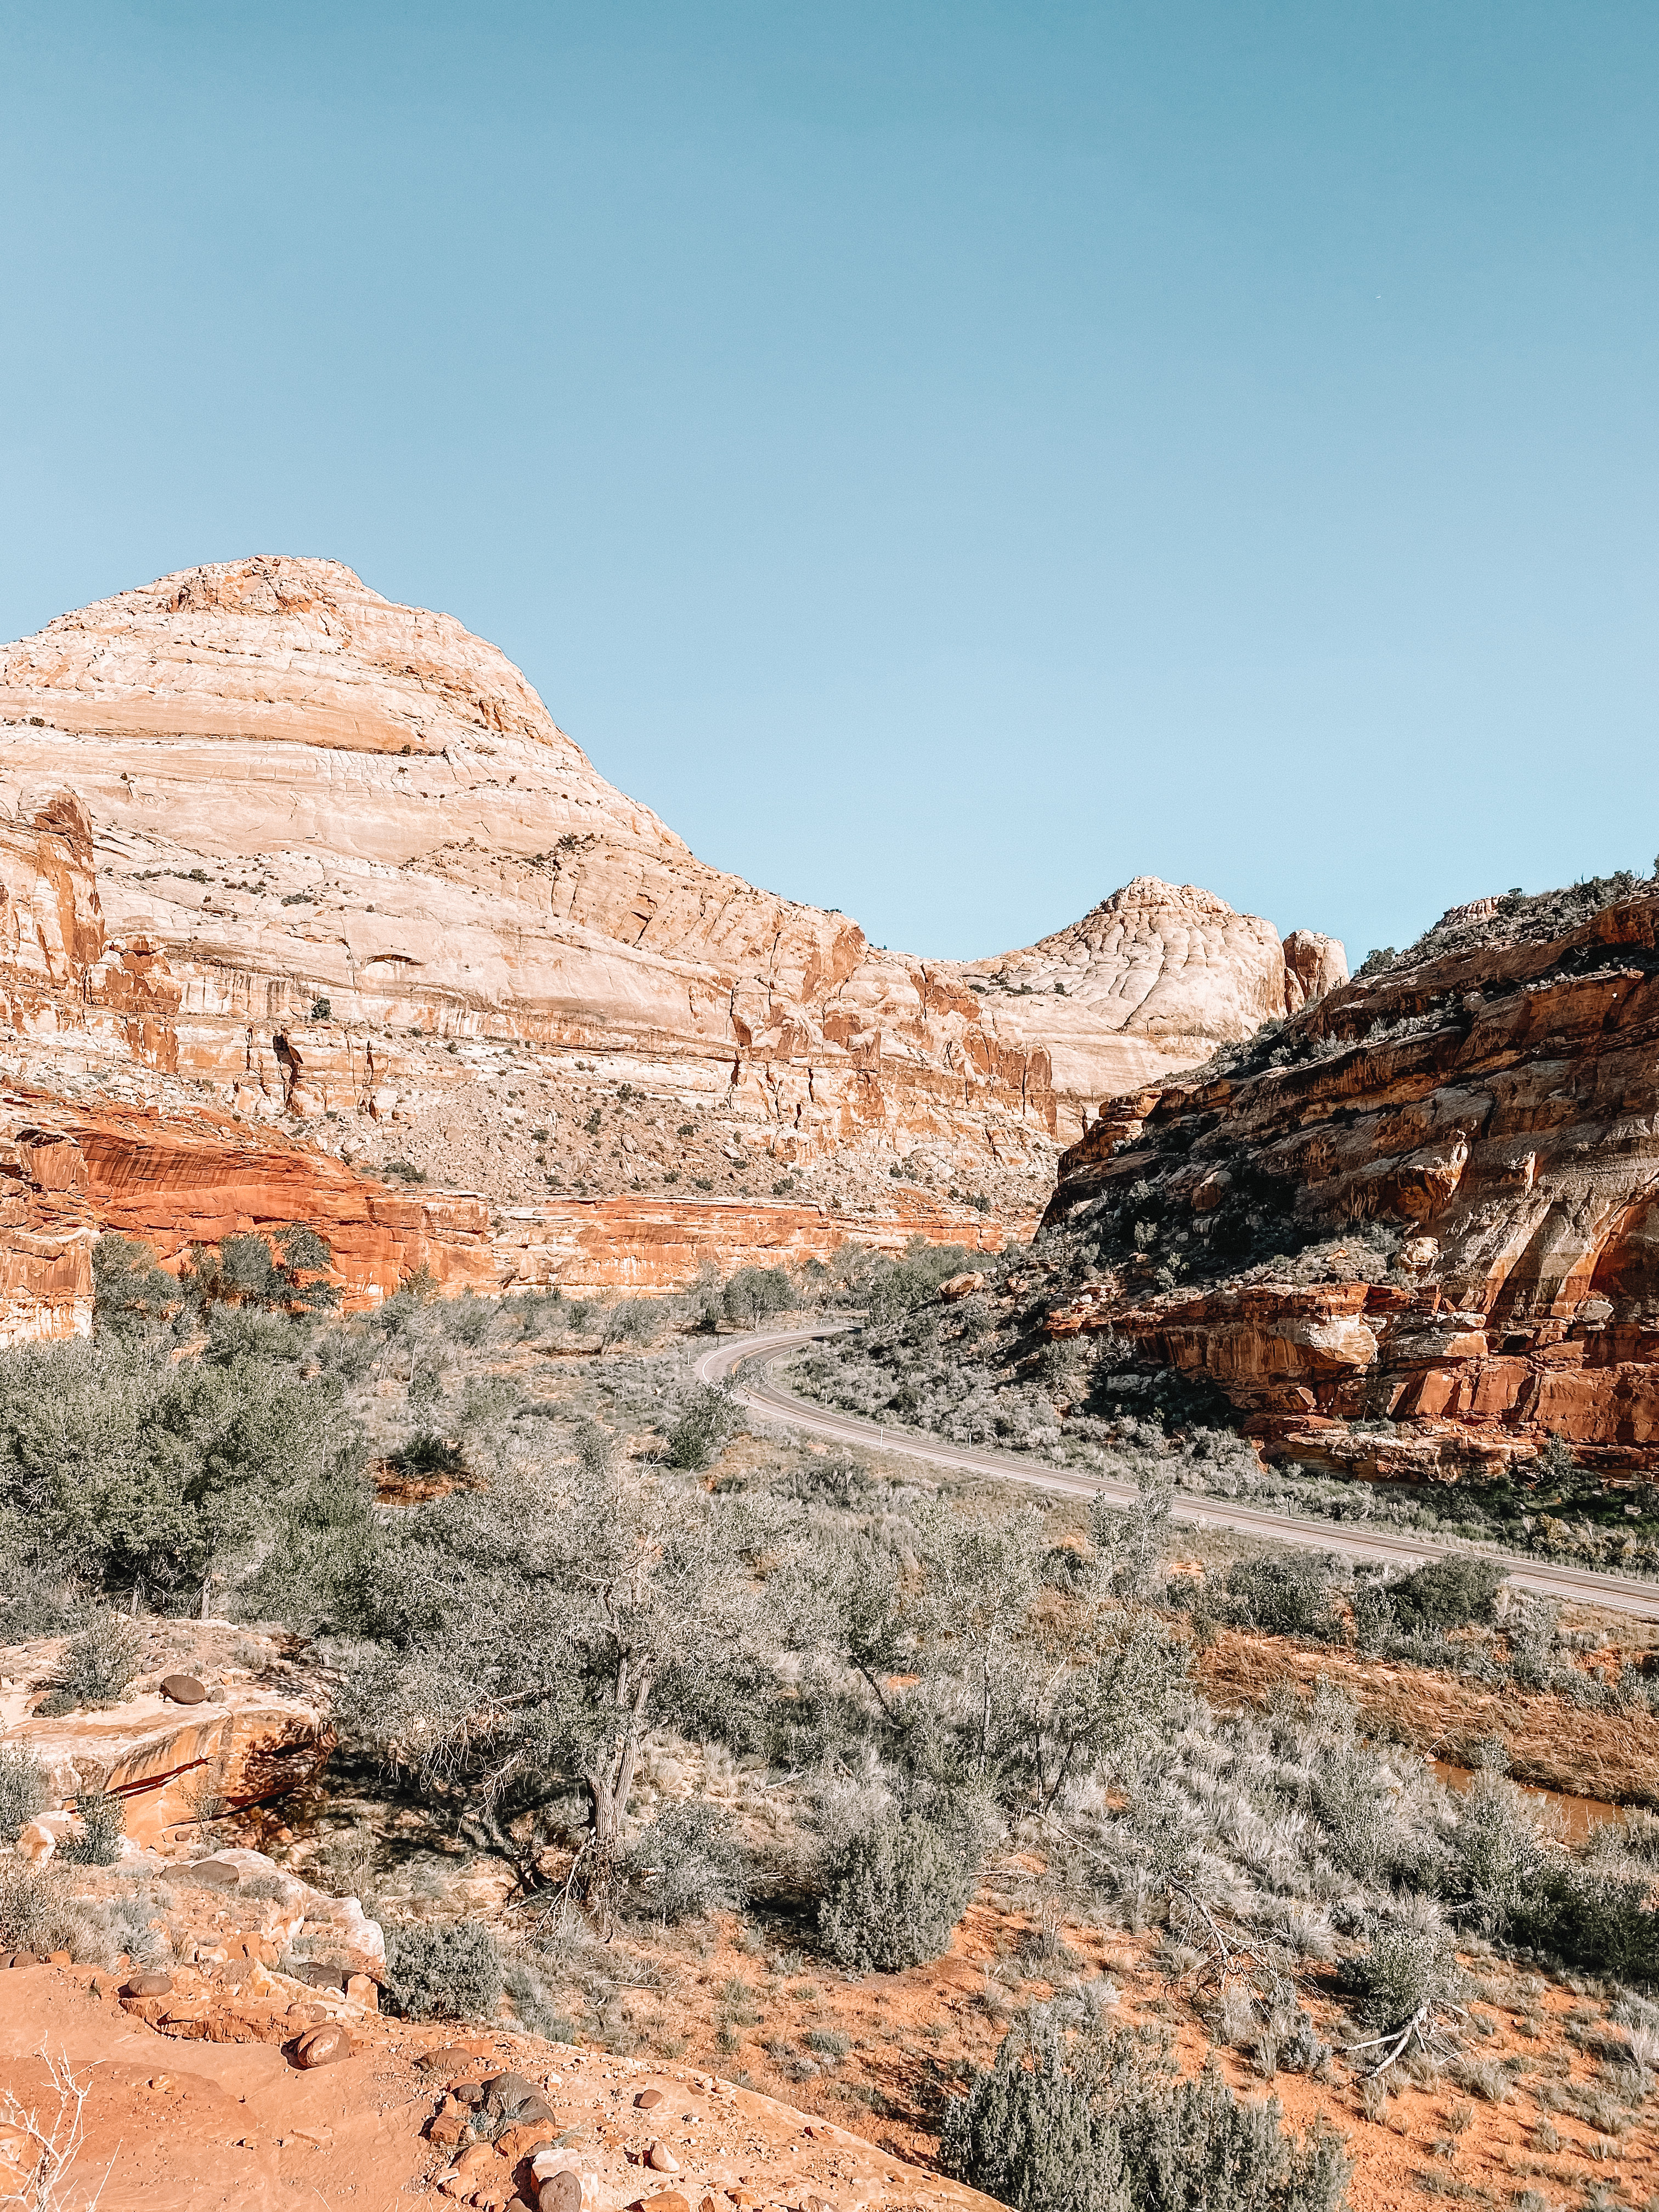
[696,1323,1659,1622]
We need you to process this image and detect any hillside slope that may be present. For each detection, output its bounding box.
[0,558,1342,1228]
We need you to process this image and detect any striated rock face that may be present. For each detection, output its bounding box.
[0,1085,1020,1334]
[960,879,1344,1102]
[1042,887,1659,1473]
[0,559,1340,1184]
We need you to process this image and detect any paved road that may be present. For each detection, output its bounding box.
[696,1324,1659,1622]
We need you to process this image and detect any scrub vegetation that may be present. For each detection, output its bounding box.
[7,1226,1659,2212]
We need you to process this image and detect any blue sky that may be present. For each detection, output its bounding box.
[1,4,1653,968]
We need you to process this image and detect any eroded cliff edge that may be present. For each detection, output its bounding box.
[1041,875,1659,1471]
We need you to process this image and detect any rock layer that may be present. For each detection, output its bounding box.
[0,1085,1019,1341]
[0,558,1341,1184]
[1042,888,1659,1472]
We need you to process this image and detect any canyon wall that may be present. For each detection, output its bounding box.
[1041,888,1659,1472]
[0,558,1341,1175]
[0,555,1342,1336]
[0,1085,1019,1344]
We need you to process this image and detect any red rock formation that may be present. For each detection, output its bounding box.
[0,1084,1023,1337]
[1041,888,1659,1472]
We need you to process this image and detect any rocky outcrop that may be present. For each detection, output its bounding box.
[1042,886,1659,1472]
[0,1084,1021,1334]
[0,559,1341,1195]
[960,881,1345,1102]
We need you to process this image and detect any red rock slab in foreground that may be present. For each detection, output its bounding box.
[0,1962,1002,2212]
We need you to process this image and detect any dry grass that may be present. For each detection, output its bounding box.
[1198,1625,1659,1808]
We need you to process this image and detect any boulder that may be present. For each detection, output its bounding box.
[295,2023,352,2069]
[159,1674,207,1705]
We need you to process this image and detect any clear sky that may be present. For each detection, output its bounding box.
[1,4,1653,970]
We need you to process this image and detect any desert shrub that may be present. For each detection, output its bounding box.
[382,1158,428,1184]
[1510,1859,1659,1981]
[781,1452,879,1509]
[943,2011,1351,2212]
[0,1743,50,1841]
[862,1242,983,1327]
[1447,1764,1546,1934]
[36,1616,142,1716]
[59,1781,126,1866]
[437,1293,493,1348]
[665,1385,746,1471]
[385,1432,467,1481]
[600,1299,661,1350]
[1384,1556,1507,1635]
[0,1516,78,1641]
[503,1955,580,2042]
[722,1267,795,1329]
[182,1223,339,1314]
[0,1859,62,1954]
[385,1918,504,2021]
[619,1799,749,1922]
[1223,1552,1345,1643]
[1304,1733,1438,1888]
[457,1375,526,1464]
[819,1812,975,1973]
[1343,1899,1459,2034]
[92,1234,182,1336]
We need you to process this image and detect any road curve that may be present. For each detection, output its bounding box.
[696,1324,1659,1622]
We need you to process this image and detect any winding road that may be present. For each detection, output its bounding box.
[696,1324,1659,1622]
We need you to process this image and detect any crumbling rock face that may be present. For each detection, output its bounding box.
[1042,889,1659,1472]
[0,558,1340,1177]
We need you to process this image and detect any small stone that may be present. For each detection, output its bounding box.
[634,2090,664,2111]
[291,1963,348,1991]
[419,2046,481,2074]
[124,1971,174,1997]
[182,1859,240,1889]
[537,2171,583,2212]
[645,2143,679,2175]
[484,2071,541,2113]
[495,2124,557,2162]
[636,2195,691,2212]
[295,2023,352,2069]
[160,1674,208,1704]
[346,1973,379,2008]
[48,1950,71,1966]
[427,2113,469,2149]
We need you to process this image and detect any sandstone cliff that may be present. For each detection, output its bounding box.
[0,1082,1022,1344]
[0,559,1340,1201]
[1041,879,1659,1472]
